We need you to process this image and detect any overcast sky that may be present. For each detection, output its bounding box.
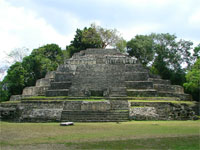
[0,0,200,65]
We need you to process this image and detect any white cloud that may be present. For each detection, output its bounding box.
[0,0,72,62]
[120,23,162,40]
[188,10,200,29]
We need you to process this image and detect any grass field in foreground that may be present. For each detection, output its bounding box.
[0,121,199,150]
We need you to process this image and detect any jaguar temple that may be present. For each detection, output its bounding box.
[0,48,199,122]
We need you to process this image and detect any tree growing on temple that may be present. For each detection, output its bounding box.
[66,24,126,57]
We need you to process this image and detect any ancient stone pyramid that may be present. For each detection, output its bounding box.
[3,48,197,122]
[22,48,191,100]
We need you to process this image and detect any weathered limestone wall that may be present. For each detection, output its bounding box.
[129,102,197,120]
[0,100,130,122]
[69,64,127,97]
[0,100,198,122]
[0,103,19,121]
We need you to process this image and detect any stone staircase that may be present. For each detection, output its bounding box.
[125,64,158,97]
[61,110,129,122]
[22,72,55,97]
[46,72,73,97]
[124,63,191,100]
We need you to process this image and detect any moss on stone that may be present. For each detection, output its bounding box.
[22,99,107,102]
[128,100,196,106]
[115,110,129,112]
[0,101,21,104]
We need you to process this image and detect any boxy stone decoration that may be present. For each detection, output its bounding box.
[0,48,198,122]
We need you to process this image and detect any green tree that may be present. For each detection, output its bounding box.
[31,44,63,63]
[0,81,10,102]
[66,24,126,57]
[3,62,27,95]
[127,33,194,85]
[184,58,200,101]
[1,44,64,101]
[151,33,193,85]
[82,27,103,48]
[67,27,102,57]
[22,44,63,86]
[115,39,127,53]
[127,35,154,66]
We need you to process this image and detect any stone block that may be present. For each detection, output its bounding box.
[63,101,82,110]
[125,72,149,81]
[110,100,129,110]
[154,84,184,94]
[22,86,37,96]
[148,78,171,85]
[50,82,72,89]
[35,86,49,96]
[22,109,62,122]
[45,71,56,79]
[158,92,192,101]
[81,101,111,111]
[9,95,22,101]
[46,89,69,97]
[54,72,73,82]
[127,89,157,97]
[36,78,51,87]
[126,81,153,89]
[129,107,159,120]
[125,64,148,72]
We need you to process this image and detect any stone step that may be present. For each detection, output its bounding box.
[45,71,56,79]
[62,111,129,115]
[109,87,127,97]
[22,86,49,96]
[50,82,72,89]
[61,114,129,118]
[125,72,149,81]
[61,119,129,122]
[127,89,157,97]
[46,89,69,97]
[149,74,161,79]
[129,97,180,101]
[36,86,50,96]
[125,81,153,89]
[125,64,148,72]
[57,64,71,72]
[61,116,128,120]
[36,78,51,87]
[61,111,129,122]
[154,84,184,94]
[65,59,97,65]
[54,72,73,82]
[158,92,192,101]
[109,93,127,97]
[148,78,171,85]
[22,86,36,96]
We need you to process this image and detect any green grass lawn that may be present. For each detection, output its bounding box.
[0,121,199,150]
